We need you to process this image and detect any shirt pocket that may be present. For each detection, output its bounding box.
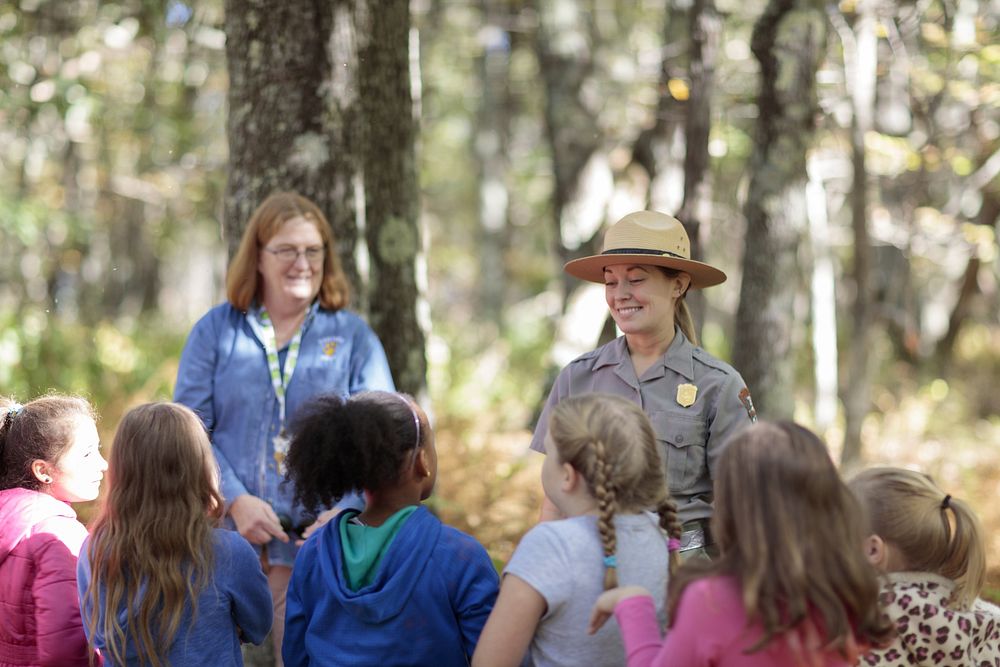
[648,411,708,495]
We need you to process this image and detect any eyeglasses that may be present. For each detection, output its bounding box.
[263,245,326,265]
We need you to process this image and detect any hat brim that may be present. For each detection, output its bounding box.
[563,253,727,288]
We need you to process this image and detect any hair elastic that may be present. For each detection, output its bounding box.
[667,537,682,552]
[7,403,23,418]
[603,555,617,568]
[941,494,952,510]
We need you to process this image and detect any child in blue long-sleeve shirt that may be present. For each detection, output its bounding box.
[78,402,272,666]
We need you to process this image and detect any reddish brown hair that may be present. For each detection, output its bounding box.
[226,191,350,311]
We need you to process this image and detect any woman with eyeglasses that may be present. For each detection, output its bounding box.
[174,191,394,665]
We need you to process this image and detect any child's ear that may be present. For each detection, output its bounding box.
[414,448,432,480]
[560,462,579,493]
[865,534,888,569]
[31,459,53,485]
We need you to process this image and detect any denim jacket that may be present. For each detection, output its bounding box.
[174,302,395,566]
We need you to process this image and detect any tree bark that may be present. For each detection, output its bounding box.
[676,0,720,331]
[356,0,427,397]
[532,0,608,297]
[732,0,826,420]
[474,0,513,324]
[836,0,877,467]
[225,0,426,396]
[224,0,361,294]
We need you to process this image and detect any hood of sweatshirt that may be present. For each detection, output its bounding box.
[0,487,78,565]
[316,504,441,624]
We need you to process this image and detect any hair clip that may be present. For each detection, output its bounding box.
[667,537,682,552]
[603,555,617,569]
[940,494,951,510]
[7,403,23,417]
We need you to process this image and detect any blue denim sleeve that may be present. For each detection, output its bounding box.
[349,325,396,393]
[174,308,249,504]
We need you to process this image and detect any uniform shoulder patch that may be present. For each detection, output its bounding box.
[738,387,757,423]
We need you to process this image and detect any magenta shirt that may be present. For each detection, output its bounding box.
[614,576,858,667]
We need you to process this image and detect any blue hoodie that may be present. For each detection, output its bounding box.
[283,506,499,667]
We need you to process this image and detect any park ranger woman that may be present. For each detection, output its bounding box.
[531,211,756,557]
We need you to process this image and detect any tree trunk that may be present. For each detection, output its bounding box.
[533,0,608,298]
[732,0,826,420]
[806,156,838,434]
[356,0,427,397]
[632,0,689,217]
[676,0,721,332]
[835,0,877,467]
[474,0,513,324]
[225,0,426,396]
[224,0,361,295]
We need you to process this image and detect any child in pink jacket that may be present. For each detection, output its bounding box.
[589,421,894,667]
[0,396,106,667]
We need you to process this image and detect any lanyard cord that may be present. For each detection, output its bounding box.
[252,303,315,435]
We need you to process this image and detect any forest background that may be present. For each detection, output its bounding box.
[1,0,998,610]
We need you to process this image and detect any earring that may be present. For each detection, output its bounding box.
[41,476,52,484]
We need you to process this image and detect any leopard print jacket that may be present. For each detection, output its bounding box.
[862,572,1000,667]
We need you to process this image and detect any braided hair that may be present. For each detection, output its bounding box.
[548,393,682,590]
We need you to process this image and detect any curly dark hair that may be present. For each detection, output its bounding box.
[284,391,422,513]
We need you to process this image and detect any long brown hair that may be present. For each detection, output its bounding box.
[849,467,985,609]
[670,421,893,655]
[0,395,96,491]
[548,394,683,590]
[226,191,350,311]
[85,402,224,667]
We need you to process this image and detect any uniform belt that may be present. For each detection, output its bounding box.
[679,520,712,552]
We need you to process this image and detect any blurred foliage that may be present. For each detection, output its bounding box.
[0,0,998,580]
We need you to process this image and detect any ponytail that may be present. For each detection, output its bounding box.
[938,495,985,608]
[675,298,698,346]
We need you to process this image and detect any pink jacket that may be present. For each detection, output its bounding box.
[0,487,96,667]
[615,576,858,667]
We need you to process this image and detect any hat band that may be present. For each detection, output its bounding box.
[601,247,686,260]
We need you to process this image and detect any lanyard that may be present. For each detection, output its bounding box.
[252,304,315,472]
[250,302,316,434]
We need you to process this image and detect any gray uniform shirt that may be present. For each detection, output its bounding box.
[530,328,755,524]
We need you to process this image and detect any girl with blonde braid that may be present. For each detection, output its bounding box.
[473,393,683,667]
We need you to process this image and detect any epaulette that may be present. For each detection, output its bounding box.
[691,346,736,375]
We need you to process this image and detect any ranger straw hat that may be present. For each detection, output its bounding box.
[563,211,726,288]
